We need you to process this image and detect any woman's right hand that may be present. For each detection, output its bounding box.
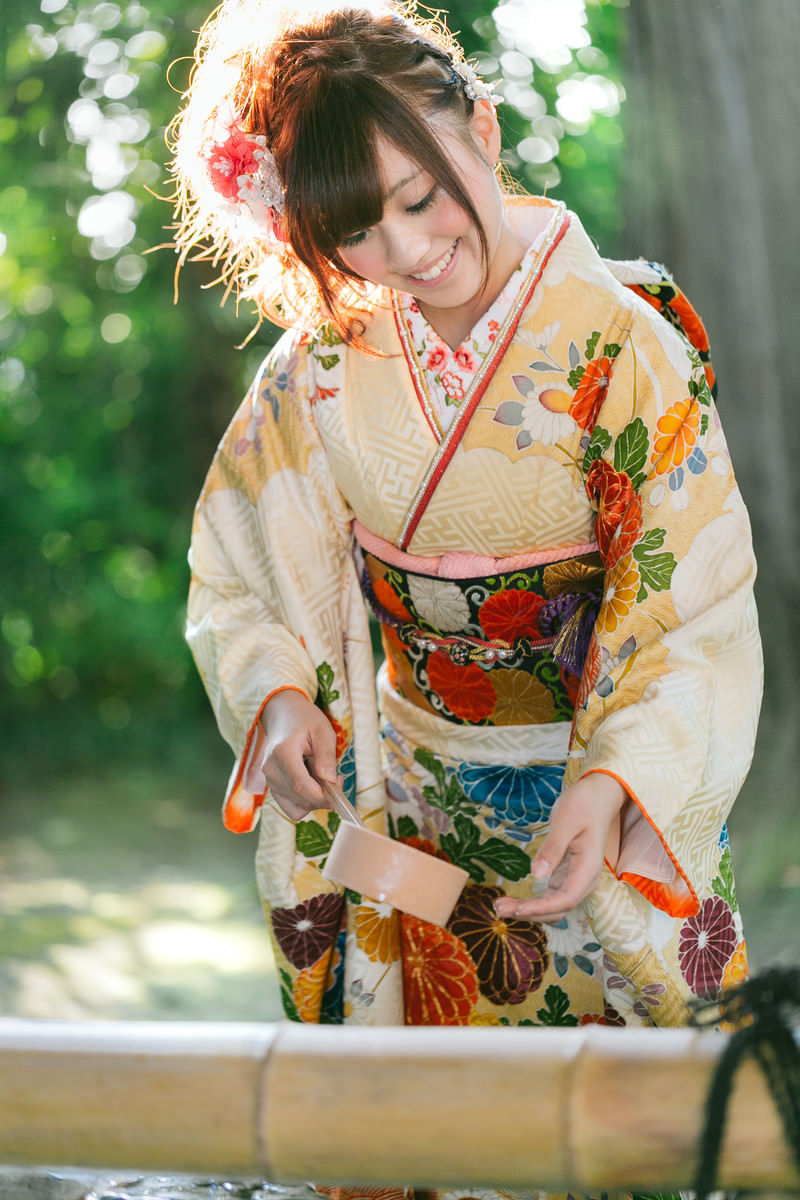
[259,689,339,822]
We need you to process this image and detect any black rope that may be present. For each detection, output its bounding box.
[689,965,800,1199]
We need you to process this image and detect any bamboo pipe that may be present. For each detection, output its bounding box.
[0,1019,797,1193]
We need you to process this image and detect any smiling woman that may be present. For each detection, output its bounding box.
[168,2,762,1196]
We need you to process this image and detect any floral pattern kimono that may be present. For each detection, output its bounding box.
[187,196,761,1048]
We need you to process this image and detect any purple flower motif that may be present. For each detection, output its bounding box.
[271,892,344,970]
[448,884,549,1005]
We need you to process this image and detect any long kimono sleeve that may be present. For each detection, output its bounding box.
[565,304,763,915]
[186,331,361,832]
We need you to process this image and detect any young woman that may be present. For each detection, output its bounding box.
[171,0,761,1035]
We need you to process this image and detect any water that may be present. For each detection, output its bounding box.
[0,1169,319,1200]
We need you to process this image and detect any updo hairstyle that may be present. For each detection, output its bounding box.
[170,0,497,342]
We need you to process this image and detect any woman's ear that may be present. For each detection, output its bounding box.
[468,98,502,165]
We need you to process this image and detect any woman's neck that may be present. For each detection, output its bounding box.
[417,218,533,351]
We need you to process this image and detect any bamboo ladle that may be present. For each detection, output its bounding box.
[317,777,469,926]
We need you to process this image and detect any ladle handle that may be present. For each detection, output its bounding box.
[318,776,368,830]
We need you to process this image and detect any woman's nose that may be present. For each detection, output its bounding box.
[383,222,431,275]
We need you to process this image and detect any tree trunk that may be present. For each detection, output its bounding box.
[623,2,800,835]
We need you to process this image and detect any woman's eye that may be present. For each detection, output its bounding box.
[408,187,437,215]
[341,229,369,249]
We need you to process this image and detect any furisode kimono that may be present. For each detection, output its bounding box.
[187,196,762,1037]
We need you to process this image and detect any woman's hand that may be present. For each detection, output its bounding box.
[259,689,339,822]
[494,773,627,924]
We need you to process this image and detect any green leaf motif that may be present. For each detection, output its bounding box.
[711,846,737,911]
[414,746,445,787]
[414,748,475,817]
[536,983,579,1026]
[440,813,485,881]
[316,353,340,371]
[567,364,585,390]
[613,417,649,480]
[471,837,531,882]
[316,660,340,707]
[295,819,333,859]
[320,324,344,348]
[439,814,531,883]
[585,330,601,360]
[396,814,419,840]
[603,342,622,359]
[633,528,676,592]
[582,425,612,473]
[279,969,300,1022]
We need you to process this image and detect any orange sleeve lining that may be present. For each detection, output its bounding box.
[585,766,700,918]
[222,685,311,833]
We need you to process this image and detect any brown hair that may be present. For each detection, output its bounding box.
[170,1,496,343]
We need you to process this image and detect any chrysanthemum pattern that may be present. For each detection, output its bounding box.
[448,884,549,1005]
[678,895,738,999]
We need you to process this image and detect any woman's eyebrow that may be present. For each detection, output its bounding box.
[384,169,422,201]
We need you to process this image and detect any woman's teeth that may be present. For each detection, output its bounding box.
[410,243,456,282]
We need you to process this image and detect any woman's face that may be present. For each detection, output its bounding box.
[336,103,522,340]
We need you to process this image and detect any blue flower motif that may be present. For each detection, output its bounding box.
[668,465,685,491]
[338,741,357,807]
[687,445,708,475]
[264,388,280,422]
[719,823,730,850]
[456,761,565,828]
[320,927,346,1025]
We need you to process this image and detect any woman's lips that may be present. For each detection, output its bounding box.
[407,240,459,286]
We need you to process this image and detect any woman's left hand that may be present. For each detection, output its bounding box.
[494,773,627,924]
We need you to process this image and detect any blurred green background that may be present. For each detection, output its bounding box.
[1,0,797,1021]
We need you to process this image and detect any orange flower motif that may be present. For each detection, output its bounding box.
[651,396,701,476]
[426,653,496,722]
[605,492,643,570]
[575,633,601,711]
[440,370,466,400]
[570,356,612,430]
[371,575,412,622]
[479,588,545,641]
[585,458,634,561]
[721,940,749,991]
[596,554,640,636]
[355,906,402,964]
[328,714,349,760]
[399,835,453,863]
[293,953,328,1022]
[401,913,479,1024]
[671,291,710,353]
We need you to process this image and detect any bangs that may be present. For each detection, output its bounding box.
[286,79,388,258]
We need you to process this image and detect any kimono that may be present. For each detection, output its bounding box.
[186,196,761,1037]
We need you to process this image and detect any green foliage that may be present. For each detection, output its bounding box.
[451,0,627,247]
[0,0,273,768]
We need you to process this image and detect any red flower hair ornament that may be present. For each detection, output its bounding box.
[202,100,288,242]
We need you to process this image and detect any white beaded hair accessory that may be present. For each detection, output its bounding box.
[201,99,287,239]
[451,58,500,105]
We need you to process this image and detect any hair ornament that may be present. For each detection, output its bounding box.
[202,99,287,239]
[450,59,501,106]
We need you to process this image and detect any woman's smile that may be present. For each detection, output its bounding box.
[408,240,459,285]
